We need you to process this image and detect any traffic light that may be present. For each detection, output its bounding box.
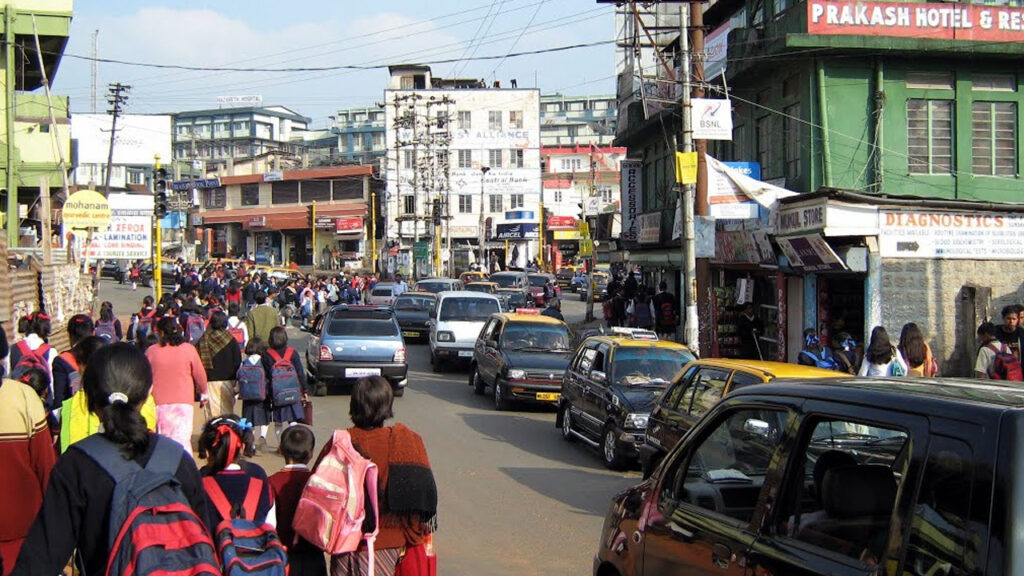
[432,198,441,226]
[307,204,315,228]
[576,202,584,221]
[153,167,168,219]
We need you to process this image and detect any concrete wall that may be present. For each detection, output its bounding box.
[881,258,1021,377]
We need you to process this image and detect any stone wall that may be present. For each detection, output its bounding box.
[881,258,1021,377]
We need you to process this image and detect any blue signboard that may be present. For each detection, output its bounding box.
[170,178,221,191]
[505,210,535,221]
[493,223,539,240]
[723,162,761,181]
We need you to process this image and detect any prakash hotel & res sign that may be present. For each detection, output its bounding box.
[808,0,1024,41]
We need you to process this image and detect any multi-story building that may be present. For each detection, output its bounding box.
[330,106,387,165]
[1,0,73,247]
[383,65,541,277]
[539,94,617,147]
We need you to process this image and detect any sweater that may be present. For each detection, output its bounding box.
[0,380,55,553]
[11,434,211,576]
[202,463,276,527]
[146,342,209,405]
[203,338,242,382]
[268,466,319,552]
[246,304,280,344]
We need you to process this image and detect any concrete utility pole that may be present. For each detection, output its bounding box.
[479,166,490,269]
[103,82,130,196]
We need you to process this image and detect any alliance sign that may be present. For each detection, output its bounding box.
[808,0,1024,42]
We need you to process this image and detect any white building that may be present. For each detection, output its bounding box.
[71,114,172,190]
[383,65,541,277]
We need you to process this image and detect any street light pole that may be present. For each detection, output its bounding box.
[478,166,490,270]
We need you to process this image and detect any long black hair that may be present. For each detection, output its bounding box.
[198,414,255,474]
[866,326,895,365]
[898,323,927,368]
[66,314,95,348]
[156,316,186,346]
[83,343,153,458]
[99,301,116,323]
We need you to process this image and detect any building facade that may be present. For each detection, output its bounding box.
[539,94,617,147]
[330,106,387,165]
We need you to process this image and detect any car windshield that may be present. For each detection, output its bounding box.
[529,276,548,288]
[503,324,571,351]
[491,275,519,288]
[394,296,432,311]
[439,298,500,322]
[465,284,492,293]
[417,281,448,293]
[612,347,695,386]
[371,287,393,296]
[326,313,398,337]
[556,268,574,279]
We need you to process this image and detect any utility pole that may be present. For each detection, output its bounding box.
[478,166,490,271]
[103,82,130,196]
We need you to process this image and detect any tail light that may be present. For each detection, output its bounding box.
[319,345,333,361]
[393,347,407,363]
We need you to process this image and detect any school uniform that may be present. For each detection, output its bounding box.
[240,354,271,426]
[202,461,276,527]
[261,347,306,424]
[269,465,327,576]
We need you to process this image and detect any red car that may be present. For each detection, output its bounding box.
[527,273,560,306]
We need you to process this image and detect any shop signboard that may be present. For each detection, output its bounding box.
[81,193,153,260]
[315,215,336,229]
[620,160,641,241]
[547,215,576,230]
[691,98,734,140]
[879,210,1024,260]
[413,242,430,260]
[63,189,111,234]
[494,222,539,240]
[335,216,363,233]
[777,233,848,272]
[709,161,760,220]
[249,216,267,228]
[808,0,1024,43]
[638,212,661,244]
[171,178,220,191]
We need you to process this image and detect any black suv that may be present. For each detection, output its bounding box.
[556,330,696,469]
[595,377,1019,576]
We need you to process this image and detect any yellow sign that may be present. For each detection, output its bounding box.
[553,230,581,240]
[675,151,698,184]
[63,189,111,232]
[576,220,590,237]
[579,238,594,257]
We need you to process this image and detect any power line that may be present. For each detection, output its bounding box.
[490,0,548,81]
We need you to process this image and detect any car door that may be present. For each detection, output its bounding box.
[306,313,327,375]
[479,318,503,385]
[648,365,699,455]
[564,341,597,422]
[581,343,613,438]
[641,403,793,576]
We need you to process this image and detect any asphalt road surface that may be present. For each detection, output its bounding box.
[97,281,640,575]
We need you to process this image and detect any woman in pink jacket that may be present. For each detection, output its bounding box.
[146,316,208,457]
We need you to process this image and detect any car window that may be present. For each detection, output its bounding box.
[684,367,733,415]
[593,344,611,376]
[394,295,431,310]
[371,287,392,296]
[663,366,699,411]
[577,345,598,373]
[529,276,548,287]
[327,317,399,337]
[438,298,501,322]
[774,418,909,566]
[502,324,571,351]
[663,407,789,524]
[480,318,498,342]
[491,274,520,288]
[612,347,695,387]
[729,371,764,390]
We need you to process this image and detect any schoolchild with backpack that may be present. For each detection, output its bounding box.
[269,425,326,576]
[196,312,243,423]
[226,302,249,352]
[50,314,95,416]
[262,327,307,444]
[796,328,841,371]
[239,338,273,452]
[146,317,209,457]
[9,312,59,401]
[94,301,123,344]
[130,295,157,344]
[858,326,909,377]
[11,343,217,576]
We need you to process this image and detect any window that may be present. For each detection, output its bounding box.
[203,188,226,209]
[561,158,583,171]
[488,149,503,168]
[784,104,801,180]
[436,150,449,170]
[511,149,524,168]
[568,101,585,111]
[241,184,260,206]
[662,366,698,411]
[908,99,954,174]
[907,72,955,90]
[554,190,563,203]
[774,418,908,564]
[402,195,415,215]
[756,115,772,176]
[271,181,299,204]
[729,371,764,390]
[972,101,1016,176]
[509,110,523,129]
[372,133,385,149]
[489,194,502,213]
[510,194,524,209]
[403,150,415,169]
[458,149,473,169]
[332,179,362,200]
[458,194,472,213]
[436,111,447,130]
[681,367,732,416]
[973,74,1015,92]
[489,110,502,131]
[457,111,472,130]
[301,180,331,203]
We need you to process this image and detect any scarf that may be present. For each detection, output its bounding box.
[386,423,438,532]
[197,329,234,371]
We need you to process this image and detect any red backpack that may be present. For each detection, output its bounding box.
[10,341,52,382]
[987,343,1023,381]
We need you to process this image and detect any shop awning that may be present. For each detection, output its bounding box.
[776,233,848,272]
[201,203,367,231]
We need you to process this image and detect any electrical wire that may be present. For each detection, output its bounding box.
[490,0,548,82]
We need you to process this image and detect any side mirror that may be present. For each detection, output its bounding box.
[592,370,607,384]
[743,418,774,441]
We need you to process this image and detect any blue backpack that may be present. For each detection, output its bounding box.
[237,361,267,402]
[267,348,301,406]
[185,313,206,344]
[75,435,220,576]
[95,320,119,343]
[800,349,839,370]
[203,476,287,576]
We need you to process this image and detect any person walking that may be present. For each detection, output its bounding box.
[858,326,908,377]
[628,289,654,330]
[975,321,1007,379]
[11,343,213,576]
[541,297,565,322]
[329,376,437,576]
[263,326,307,442]
[94,301,123,344]
[898,322,937,377]
[651,281,679,340]
[197,311,242,421]
[147,317,209,457]
[736,303,764,360]
[246,291,280,344]
[269,425,326,576]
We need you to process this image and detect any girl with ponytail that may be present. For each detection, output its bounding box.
[198,414,276,527]
[12,343,213,576]
[146,316,209,457]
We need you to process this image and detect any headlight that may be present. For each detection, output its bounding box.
[437,331,454,342]
[624,413,650,430]
[507,369,527,380]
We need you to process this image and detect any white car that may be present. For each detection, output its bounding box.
[367,282,398,306]
[428,291,502,372]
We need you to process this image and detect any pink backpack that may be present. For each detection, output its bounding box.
[293,430,380,572]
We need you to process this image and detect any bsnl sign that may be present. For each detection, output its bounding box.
[691,98,733,140]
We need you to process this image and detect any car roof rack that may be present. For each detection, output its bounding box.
[609,327,659,341]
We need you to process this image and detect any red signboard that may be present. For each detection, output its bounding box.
[808,0,1024,42]
[335,216,363,233]
[546,215,576,230]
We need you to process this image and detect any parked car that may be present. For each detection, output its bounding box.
[555,266,580,291]
[489,271,530,291]
[414,277,463,294]
[527,273,560,306]
[304,305,408,397]
[459,270,488,285]
[99,260,125,282]
[496,288,534,312]
[428,291,502,371]
[556,327,696,469]
[392,291,436,343]
[640,359,845,477]
[465,281,498,294]
[594,376,1019,576]
[469,313,573,410]
[366,282,398,306]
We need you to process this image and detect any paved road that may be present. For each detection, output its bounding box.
[96,281,638,575]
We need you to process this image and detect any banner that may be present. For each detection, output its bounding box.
[808,0,1024,43]
[547,215,576,230]
[335,216,363,233]
[675,151,698,185]
[81,193,153,260]
[494,222,539,240]
[620,160,642,241]
[879,210,1024,260]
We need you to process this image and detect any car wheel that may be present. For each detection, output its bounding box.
[392,386,405,397]
[560,403,575,442]
[471,366,487,395]
[494,379,509,411]
[602,425,625,470]
[431,350,441,373]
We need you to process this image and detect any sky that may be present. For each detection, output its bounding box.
[54,0,618,128]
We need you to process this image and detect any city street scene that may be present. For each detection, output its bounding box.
[2,0,1024,575]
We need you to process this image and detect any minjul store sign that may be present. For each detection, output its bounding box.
[808,0,1024,41]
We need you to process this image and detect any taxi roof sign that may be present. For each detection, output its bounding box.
[610,327,659,341]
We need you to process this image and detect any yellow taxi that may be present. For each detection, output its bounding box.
[459,270,488,285]
[640,358,845,476]
[464,281,498,294]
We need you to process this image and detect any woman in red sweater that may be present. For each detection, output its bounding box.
[146,316,208,457]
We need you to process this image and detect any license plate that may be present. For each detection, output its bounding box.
[458,350,474,358]
[402,331,419,338]
[346,368,381,377]
[536,392,560,401]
